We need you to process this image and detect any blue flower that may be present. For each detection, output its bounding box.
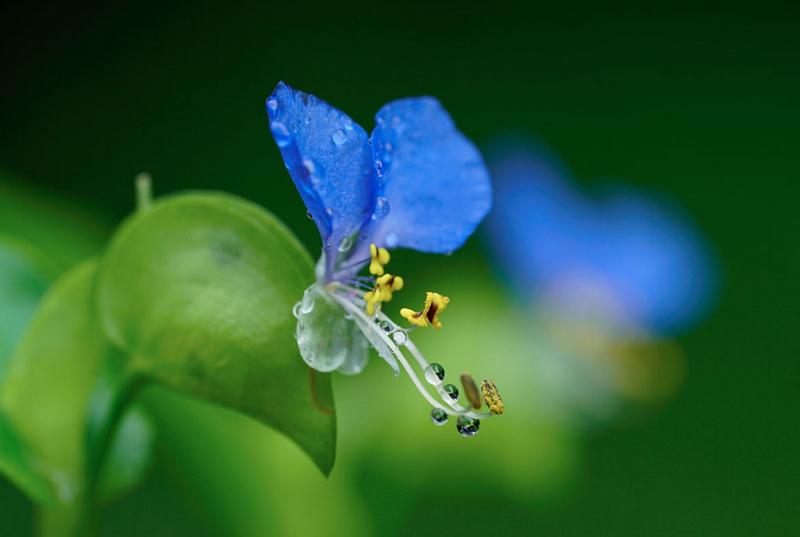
[485,138,720,337]
[266,82,500,433]
[267,81,492,281]
[483,138,720,420]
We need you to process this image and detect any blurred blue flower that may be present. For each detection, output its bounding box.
[266,81,491,281]
[483,138,720,422]
[485,139,719,337]
[265,82,499,431]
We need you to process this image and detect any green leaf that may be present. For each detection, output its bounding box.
[1,260,105,502]
[95,192,336,475]
[0,259,157,534]
[0,236,59,506]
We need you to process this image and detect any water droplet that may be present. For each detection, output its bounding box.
[266,98,278,112]
[430,408,448,426]
[392,331,407,345]
[456,416,480,437]
[332,129,346,145]
[302,159,316,175]
[270,122,291,148]
[385,142,392,151]
[373,197,390,220]
[343,119,354,131]
[338,236,353,252]
[443,384,459,401]
[292,301,302,318]
[425,363,445,384]
[304,116,311,124]
[377,320,392,332]
[385,233,399,248]
[306,210,314,220]
[300,297,315,314]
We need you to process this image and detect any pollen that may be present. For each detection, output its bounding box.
[480,379,504,415]
[369,244,391,276]
[400,292,450,329]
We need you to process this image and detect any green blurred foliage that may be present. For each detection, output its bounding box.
[1,1,798,536]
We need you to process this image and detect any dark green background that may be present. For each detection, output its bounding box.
[1,1,797,535]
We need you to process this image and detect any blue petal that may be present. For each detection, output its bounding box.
[485,140,720,335]
[266,82,376,254]
[366,97,492,253]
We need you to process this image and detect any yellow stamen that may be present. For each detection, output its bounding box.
[364,274,403,315]
[400,292,450,329]
[480,379,504,415]
[363,290,381,315]
[369,244,391,276]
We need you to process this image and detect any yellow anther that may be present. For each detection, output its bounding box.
[480,379,504,415]
[364,274,404,315]
[369,244,391,276]
[400,292,450,329]
[363,290,381,315]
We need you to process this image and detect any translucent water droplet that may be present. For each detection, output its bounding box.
[302,159,316,175]
[337,321,370,375]
[385,233,399,248]
[300,297,315,314]
[332,129,346,145]
[292,301,302,318]
[270,122,291,148]
[377,320,392,332]
[430,408,448,426]
[443,384,459,401]
[425,363,445,384]
[304,116,311,124]
[391,331,407,345]
[375,159,385,177]
[456,416,480,437]
[266,98,278,112]
[343,119,354,131]
[359,231,368,241]
[295,283,349,372]
[325,207,334,217]
[373,197,390,220]
[339,236,353,252]
[306,210,314,220]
